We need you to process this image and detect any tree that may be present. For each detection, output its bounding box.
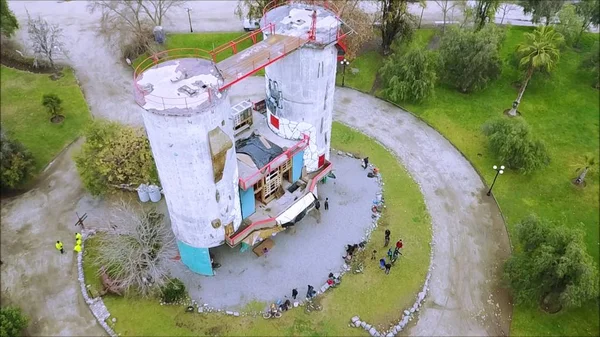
[378,0,417,55]
[417,1,426,29]
[438,25,504,93]
[234,0,271,21]
[381,46,436,103]
[434,0,463,33]
[582,42,599,88]
[26,14,66,70]
[42,94,63,119]
[92,200,177,296]
[0,0,18,38]
[555,4,583,46]
[74,120,159,196]
[88,1,184,59]
[498,2,518,24]
[0,307,28,337]
[473,0,500,31]
[504,215,599,310]
[508,25,563,116]
[520,0,565,25]
[571,154,598,186]
[0,127,35,190]
[482,118,551,174]
[574,0,600,47]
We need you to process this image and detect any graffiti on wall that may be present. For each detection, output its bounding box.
[266,78,283,116]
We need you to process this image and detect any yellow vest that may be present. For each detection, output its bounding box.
[55,242,63,250]
[74,245,82,253]
[75,233,82,240]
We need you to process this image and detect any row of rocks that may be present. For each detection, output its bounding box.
[77,230,118,337]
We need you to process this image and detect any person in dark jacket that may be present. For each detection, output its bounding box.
[292,288,298,300]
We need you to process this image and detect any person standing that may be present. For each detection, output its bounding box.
[371,249,377,260]
[55,241,64,254]
[362,157,369,169]
[324,198,329,210]
[73,243,82,253]
[306,285,315,299]
[384,229,391,247]
[384,263,392,275]
[387,248,393,261]
[314,199,321,223]
[75,232,82,241]
[292,288,298,300]
[396,239,403,251]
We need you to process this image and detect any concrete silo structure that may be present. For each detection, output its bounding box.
[134,56,242,276]
[261,2,345,172]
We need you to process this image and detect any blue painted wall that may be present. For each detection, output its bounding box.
[177,241,213,276]
[292,150,304,182]
[240,186,255,219]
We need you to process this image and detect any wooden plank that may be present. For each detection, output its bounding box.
[253,238,274,257]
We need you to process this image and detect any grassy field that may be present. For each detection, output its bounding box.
[345,27,599,336]
[0,66,92,175]
[83,122,432,336]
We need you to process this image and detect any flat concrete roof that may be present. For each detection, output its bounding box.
[262,3,340,45]
[135,58,224,113]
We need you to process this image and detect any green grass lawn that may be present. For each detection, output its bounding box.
[345,26,599,336]
[0,66,92,175]
[83,122,432,336]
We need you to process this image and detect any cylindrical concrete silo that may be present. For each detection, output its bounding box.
[262,3,341,172]
[134,56,242,276]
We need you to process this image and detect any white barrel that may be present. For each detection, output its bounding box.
[137,184,150,203]
[148,184,162,202]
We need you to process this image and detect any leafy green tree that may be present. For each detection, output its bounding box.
[504,215,599,310]
[0,0,18,38]
[582,42,599,88]
[0,307,29,337]
[74,120,158,196]
[0,127,35,190]
[571,154,598,186]
[379,0,417,55]
[42,94,63,118]
[381,46,436,103]
[438,25,504,93]
[575,0,600,46]
[520,0,565,25]
[508,25,563,116]
[555,4,583,46]
[482,118,550,174]
[473,0,500,31]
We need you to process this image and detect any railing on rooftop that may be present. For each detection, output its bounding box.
[238,133,310,190]
[208,23,274,63]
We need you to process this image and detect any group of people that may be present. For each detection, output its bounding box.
[55,232,82,255]
[342,240,366,263]
[371,230,404,275]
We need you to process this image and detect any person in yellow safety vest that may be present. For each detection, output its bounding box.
[55,241,64,254]
[74,244,82,253]
[76,238,82,246]
[75,233,82,241]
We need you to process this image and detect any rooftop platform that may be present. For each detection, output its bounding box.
[134,58,224,113]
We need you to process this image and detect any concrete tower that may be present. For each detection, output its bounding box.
[262,3,342,172]
[134,57,242,276]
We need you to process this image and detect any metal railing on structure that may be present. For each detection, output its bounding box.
[238,133,310,190]
[133,48,219,110]
[209,23,274,62]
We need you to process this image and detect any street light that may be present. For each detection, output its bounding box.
[186,8,193,33]
[486,165,505,196]
[340,58,350,87]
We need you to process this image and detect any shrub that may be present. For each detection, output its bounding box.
[555,4,584,47]
[482,118,550,174]
[74,119,158,196]
[438,25,504,93]
[582,42,599,88]
[0,306,29,337]
[504,215,599,310]
[160,278,187,304]
[381,46,437,103]
[42,93,63,118]
[0,127,35,190]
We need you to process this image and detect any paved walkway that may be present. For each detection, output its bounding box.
[3,2,511,336]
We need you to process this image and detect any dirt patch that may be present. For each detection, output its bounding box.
[0,40,57,74]
[571,178,587,188]
[51,115,65,123]
[540,293,563,314]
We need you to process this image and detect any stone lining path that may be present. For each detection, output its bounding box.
[3,2,511,335]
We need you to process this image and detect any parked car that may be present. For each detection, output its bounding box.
[243,18,260,31]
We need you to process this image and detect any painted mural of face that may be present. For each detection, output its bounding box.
[266,78,283,116]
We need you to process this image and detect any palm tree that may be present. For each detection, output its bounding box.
[572,154,597,186]
[508,26,564,117]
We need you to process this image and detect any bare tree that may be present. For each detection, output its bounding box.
[88,0,184,59]
[26,14,66,70]
[498,2,518,24]
[434,0,463,33]
[93,200,177,296]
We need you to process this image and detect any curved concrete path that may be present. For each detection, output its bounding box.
[4,2,511,336]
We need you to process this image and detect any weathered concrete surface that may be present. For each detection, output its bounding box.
[0,140,107,337]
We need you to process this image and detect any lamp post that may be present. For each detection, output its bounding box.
[486,165,505,196]
[340,58,350,87]
[186,8,193,33]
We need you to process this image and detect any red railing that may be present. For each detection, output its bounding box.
[208,23,274,63]
[308,160,332,191]
[226,217,276,247]
[238,133,310,190]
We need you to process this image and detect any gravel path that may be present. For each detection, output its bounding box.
[4,2,511,336]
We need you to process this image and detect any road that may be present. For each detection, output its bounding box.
[3,1,513,336]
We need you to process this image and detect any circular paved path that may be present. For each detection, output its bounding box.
[3,2,511,336]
